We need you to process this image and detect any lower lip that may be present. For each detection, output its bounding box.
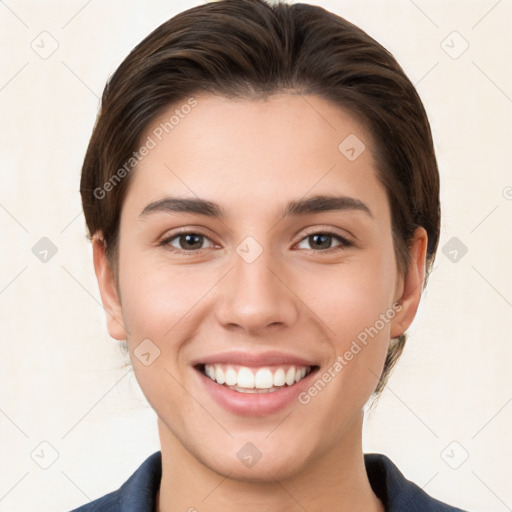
[195,367,319,416]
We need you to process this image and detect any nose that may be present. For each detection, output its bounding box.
[214,243,298,336]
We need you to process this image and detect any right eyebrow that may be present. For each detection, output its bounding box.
[139,197,226,219]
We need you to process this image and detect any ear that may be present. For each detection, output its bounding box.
[390,227,428,338]
[92,233,127,340]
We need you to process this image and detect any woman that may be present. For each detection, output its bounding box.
[73,0,468,510]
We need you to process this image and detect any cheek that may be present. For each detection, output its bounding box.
[117,255,203,428]
[305,249,397,389]
[324,285,391,378]
[336,284,393,342]
[310,254,397,340]
[118,252,207,340]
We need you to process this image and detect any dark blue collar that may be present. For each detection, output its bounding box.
[71,451,469,511]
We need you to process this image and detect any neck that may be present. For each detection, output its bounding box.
[156,411,384,512]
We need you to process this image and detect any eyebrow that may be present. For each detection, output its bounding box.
[139,194,373,219]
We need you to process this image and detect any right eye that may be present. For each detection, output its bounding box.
[160,231,216,254]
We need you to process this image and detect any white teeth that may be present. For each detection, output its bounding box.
[237,367,255,388]
[255,368,273,389]
[203,363,312,391]
[273,368,286,387]
[295,367,306,383]
[215,366,225,385]
[285,367,296,386]
[206,365,215,380]
[225,367,238,386]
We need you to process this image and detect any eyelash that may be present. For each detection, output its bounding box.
[159,228,353,256]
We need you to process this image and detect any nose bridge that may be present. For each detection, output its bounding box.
[214,235,297,333]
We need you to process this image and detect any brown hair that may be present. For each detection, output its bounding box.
[80,0,440,401]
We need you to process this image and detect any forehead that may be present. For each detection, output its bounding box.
[122,93,388,222]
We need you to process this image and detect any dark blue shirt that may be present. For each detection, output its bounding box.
[69,451,469,511]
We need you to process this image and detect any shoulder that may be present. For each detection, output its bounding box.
[68,451,162,512]
[364,453,471,512]
[69,491,119,512]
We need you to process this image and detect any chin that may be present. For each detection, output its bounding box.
[207,455,306,484]
[197,438,312,484]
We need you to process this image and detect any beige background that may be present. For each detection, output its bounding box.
[1,1,511,510]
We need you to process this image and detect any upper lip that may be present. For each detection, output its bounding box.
[192,350,319,368]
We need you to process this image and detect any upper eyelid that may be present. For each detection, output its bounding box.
[299,226,352,242]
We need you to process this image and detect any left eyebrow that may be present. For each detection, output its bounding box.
[282,194,373,218]
[138,194,373,220]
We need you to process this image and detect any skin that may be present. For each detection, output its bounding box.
[93,92,427,512]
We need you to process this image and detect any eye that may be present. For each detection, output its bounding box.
[160,231,215,254]
[295,230,352,253]
[159,228,353,255]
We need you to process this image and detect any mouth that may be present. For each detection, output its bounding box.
[191,350,321,416]
[195,363,319,393]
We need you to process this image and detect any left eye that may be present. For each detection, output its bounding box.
[296,231,351,251]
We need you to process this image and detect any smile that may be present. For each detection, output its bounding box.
[200,363,315,393]
[192,351,320,415]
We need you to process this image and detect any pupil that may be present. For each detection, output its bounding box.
[311,234,330,249]
[182,234,202,249]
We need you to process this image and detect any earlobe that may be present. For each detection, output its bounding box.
[92,233,127,341]
[390,227,428,338]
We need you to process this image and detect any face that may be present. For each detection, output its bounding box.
[94,93,426,482]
